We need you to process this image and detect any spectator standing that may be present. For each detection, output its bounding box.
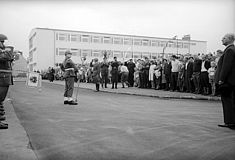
[154,60,162,90]
[208,61,216,95]
[163,58,171,91]
[200,55,211,95]
[177,55,185,92]
[92,58,101,91]
[142,57,150,88]
[215,50,223,66]
[111,57,119,89]
[100,58,109,88]
[170,55,180,91]
[120,63,130,88]
[185,56,194,93]
[149,60,156,89]
[127,59,136,87]
[134,59,142,87]
[192,55,202,94]
[138,59,144,88]
[161,59,167,90]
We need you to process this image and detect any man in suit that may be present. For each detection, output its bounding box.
[217,33,235,128]
[185,56,194,93]
[192,55,202,94]
[100,57,109,88]
[127,59,135,87]
[163,58,171,91]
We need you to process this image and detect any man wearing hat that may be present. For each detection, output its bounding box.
[0,34,13,129]
[61,50,78,105]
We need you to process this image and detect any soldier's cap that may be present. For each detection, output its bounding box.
[65,50,72,55]
[0,34,8,42]
[93,58,98,62]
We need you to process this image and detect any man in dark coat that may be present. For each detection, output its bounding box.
[216,33,235,128]
[192,55,202,94]
[184,56,194,93]
[100,58,109,88]
[163,59,171,91]
[127,59,135,87]
[92,58,101,91]
[0,34,13,129]
[111,57,119,89]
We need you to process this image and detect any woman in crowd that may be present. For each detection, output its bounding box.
[154,60,162,90]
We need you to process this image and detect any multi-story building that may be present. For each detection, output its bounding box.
[28,28,207,71]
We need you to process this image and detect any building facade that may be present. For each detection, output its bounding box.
[28,28,207,71]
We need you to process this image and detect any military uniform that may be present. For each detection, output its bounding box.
[100,60,109,88]
[92,59,101,91]
[61,51,78,105]
[0,34,13,129]
[111,59,119,89]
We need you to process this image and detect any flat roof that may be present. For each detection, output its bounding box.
[33,27,207,43]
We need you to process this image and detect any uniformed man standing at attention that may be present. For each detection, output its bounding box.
[0,34,14,129]
[61,50,78,105]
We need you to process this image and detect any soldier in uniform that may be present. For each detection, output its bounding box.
[61,50,78,105]
[92,58,101,91]
[100,57,109,88]
[0,34,13,129]
[111,57,119,89]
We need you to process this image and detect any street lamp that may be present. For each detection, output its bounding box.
[162,36,176,58]
[162,41,173,56]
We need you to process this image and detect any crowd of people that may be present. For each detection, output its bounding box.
[66,51,222,96]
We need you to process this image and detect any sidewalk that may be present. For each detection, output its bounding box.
[0,98,37,160]
[45,80,221,101]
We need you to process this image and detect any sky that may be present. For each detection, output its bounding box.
[0,0,235,58]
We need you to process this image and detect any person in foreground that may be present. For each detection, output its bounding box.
[216,33,235,128]
[61,50,78,105]
[0,34,14,129]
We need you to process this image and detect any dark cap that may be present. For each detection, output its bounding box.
[0,34,8,41]
[65,50,72,56]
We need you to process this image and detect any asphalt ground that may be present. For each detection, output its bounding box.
[5,81,235,160]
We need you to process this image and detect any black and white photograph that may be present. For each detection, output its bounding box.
[0,0,235,159]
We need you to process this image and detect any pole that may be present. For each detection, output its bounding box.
[176,38,178,55]
[188,39,190,54]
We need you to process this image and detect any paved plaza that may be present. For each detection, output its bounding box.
[0,81,234,160]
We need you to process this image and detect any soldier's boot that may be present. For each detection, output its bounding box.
[0,122,8,129]
[112,82,114,89]
[96,84,100,91]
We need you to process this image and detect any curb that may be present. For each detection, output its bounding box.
[46,81,221,101]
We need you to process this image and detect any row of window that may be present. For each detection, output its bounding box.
[29,32,36,49]
[56,32,195,49]
[28,47,37,62]
[56,48,165,59]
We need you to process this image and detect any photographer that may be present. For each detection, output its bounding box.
[0,34,14,129]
